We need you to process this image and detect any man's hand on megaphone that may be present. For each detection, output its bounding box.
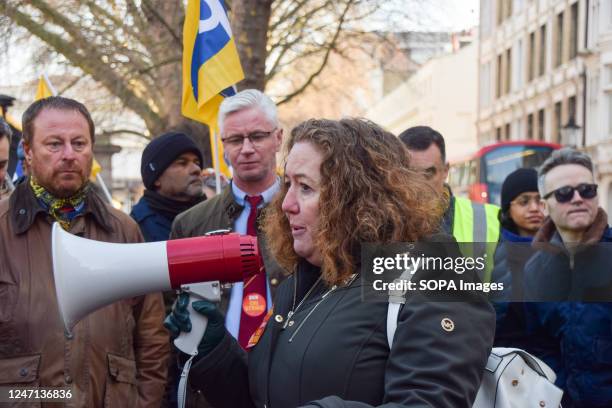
[164,292,225,357]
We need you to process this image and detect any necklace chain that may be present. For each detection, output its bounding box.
[293,275,322,312]
[283,273,358,331]
[284,275,323,329]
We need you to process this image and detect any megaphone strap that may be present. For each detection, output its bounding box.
[177,353,196,408]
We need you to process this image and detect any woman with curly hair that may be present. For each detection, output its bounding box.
[166,118,495,407]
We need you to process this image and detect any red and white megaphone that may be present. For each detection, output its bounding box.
[51,223,261,355]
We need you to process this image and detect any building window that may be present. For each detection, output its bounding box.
[496,53,503,98]
[568,95,577,122]
[497,0,513,25]
[528,31,536,81]
[539,24,547,76]
[606,65,612,85]
[506,48,512,94]
[505,123,511,140]
[570,2,578,60]
[554,101,562,143]
[555,11,564,67]
[527,113,534,139]
[496,127,502,141]
[538,108,545,140]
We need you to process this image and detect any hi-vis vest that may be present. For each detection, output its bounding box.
[452,196,500,283]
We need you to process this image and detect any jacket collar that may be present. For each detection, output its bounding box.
[9,178,115,235]
[533,207,609,250]
[130,196,157,222]
[501,227,533,243]
[220,184,243,221]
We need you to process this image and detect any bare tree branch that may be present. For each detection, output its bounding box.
[141,0,182,47]
[276,0,355,105]
[0,1,163,133]
[101,128,149,139]
[58,75,84,95]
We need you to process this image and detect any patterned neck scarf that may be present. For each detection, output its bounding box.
[30,177,89,230]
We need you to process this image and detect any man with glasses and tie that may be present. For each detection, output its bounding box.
[170,89,286,402]
[520,147,612,407]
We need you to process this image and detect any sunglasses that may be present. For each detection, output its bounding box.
[543,183,598,203]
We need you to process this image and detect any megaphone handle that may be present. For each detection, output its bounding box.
[174,297,209,355]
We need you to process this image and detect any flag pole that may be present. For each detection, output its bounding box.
[43,72,58,95]
[211,128,222,194]
[96,173,113,204]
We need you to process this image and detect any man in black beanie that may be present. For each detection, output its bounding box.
[131,131,205,242]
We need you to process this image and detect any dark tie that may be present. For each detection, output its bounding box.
[238,195,267,349]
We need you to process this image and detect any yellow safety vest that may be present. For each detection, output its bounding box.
[452,196,500,283]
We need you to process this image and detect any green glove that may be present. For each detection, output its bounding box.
[164,292,226,357]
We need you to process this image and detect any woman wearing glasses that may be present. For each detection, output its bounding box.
[491,168,544,301]
[490,168,544,350]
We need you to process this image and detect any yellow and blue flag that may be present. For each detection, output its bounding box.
[182,0,244,177]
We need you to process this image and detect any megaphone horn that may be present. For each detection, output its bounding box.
[51,223,261,337]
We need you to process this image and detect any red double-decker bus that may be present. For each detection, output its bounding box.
[448,141,562,205]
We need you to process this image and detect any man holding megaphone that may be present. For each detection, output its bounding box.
[0,97,169,407]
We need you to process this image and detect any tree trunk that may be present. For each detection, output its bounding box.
[231,0,273,91]
[168,119,213,168]
[142,0,184,131]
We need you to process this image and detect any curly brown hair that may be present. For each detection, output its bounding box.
[263,118,445,285]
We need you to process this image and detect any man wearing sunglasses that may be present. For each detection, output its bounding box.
[521,147,612,407]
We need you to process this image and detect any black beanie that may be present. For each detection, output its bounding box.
[141,132,203,190]
[501,167,539,212]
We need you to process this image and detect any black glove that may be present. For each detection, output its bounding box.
[164,292,226,357]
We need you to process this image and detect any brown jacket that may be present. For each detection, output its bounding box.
[0,181,169,408]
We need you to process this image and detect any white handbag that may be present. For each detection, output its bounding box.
[386,274,563,408]
[471,347,563,408]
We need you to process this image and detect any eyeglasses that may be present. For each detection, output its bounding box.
[221,129,276,149]
[511,194,541,207]
[543,183,598,203]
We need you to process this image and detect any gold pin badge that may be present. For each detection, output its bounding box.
[441,317,455,332]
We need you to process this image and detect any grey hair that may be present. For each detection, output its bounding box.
[537,147,594,195]
[0,118,12,142]
[218,89,278,135]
